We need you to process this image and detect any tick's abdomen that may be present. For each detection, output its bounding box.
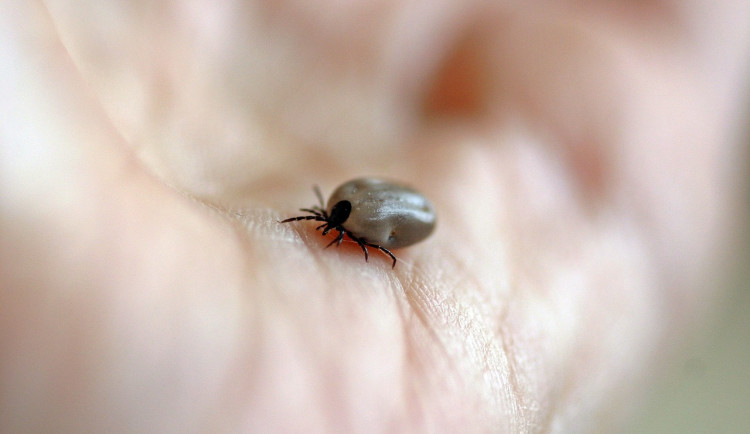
[327,178,436,249]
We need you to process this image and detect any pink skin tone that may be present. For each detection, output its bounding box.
[1,1,749,431]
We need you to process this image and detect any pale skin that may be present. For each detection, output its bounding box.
[1,0,748,432]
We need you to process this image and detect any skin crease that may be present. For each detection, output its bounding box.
[0,0,748,432]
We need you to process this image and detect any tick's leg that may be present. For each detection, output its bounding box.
[313,185,325,209]
[280,215,326,223]
[300,208,323,217]
[316,223,327,231]
[326,229,345,249]
[379,246,398,269]
[348,233,369,262]
[365,242,398,268]
[335,230,345,247]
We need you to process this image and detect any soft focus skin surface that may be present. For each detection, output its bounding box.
[1,0,749,432]
[325,178,437,249]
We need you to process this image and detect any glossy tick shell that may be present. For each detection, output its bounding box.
[326,178,436,249]
[280,178,436,267]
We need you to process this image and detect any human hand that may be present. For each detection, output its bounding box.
[1,1,748,431]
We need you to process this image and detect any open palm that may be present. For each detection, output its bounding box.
[2,1,748,432]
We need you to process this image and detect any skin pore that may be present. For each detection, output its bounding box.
[1,1,748,432]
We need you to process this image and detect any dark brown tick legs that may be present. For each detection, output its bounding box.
[347,232,397,269]
[326,229,346,249]
[370,243,397,268]
[280,209,398,268]
[280,215,326,224]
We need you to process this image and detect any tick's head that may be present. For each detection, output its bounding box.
[328,200,351,227]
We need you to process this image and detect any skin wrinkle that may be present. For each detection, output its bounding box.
[425,239,528,429]
[492,315,526,431]
[409,254,525,431]
[389,271,431,430]
[479,286,529,430]
[400,264,475,428]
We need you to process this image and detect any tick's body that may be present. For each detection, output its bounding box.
[280,178,436,268]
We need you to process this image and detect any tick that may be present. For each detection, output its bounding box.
[280,178,436,268]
